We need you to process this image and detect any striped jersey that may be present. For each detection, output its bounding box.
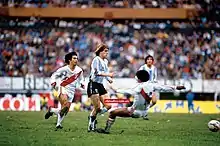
[50,65,84,94]
[89,56,112,84]
[139,64,157,82]
[117,81,176,108]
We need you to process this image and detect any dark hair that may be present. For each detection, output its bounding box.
[64,51,77,64]
[145,55,154,63]
[136,70,149,82]
[95,44,108,56]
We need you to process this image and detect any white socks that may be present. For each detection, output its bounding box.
[50,108,65,127]
[56,113,65,127]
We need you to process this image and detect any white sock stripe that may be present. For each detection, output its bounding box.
[56,113,65,127]
[56,113,61,127]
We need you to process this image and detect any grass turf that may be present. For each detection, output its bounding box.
[0,111,219,146]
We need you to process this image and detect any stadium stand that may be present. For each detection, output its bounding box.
[0,0,219,80]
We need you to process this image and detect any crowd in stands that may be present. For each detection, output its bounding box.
[0,17,219,79]
[0,0,218,9]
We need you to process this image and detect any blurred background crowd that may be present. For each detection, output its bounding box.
[1,18,219,79]
[0,0,219,9]
[0,0,219,80]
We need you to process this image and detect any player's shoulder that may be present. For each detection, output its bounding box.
[92,56,101,64]
[56,65,68,72]
[139,64,145,69]
[142,81,155,90]
[92,56,99,61]
[152,65,157,70]
[75,65,83,72]
[104,58,109,64]
[142,81,155,87]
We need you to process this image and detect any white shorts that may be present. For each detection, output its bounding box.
[132,96,147,110]
[129,96,149,118]
[58,86,75,103]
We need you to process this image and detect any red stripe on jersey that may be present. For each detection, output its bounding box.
[60,71,82,87]
[140,89,151,102]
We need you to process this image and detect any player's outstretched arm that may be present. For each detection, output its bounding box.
[116,84,141,95]
[116,88,137,95]
[153,84,186,92]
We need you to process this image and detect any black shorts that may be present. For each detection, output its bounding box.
[87,81,107,97]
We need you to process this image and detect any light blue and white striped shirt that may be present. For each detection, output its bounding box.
[89,56,112,84]
[139,64,157,82]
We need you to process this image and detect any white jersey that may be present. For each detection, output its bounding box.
[117,81,176,110]
[51,65,85,102]
[139,64,157,82]
[89,56,112,84]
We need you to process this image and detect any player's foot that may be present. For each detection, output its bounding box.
[99,108,108,115]
[143,116,149,120]
[90,120,98,132]
[142,112,149,120]
[103,124,111,134]
[55,125,63,131]
[87,116,98,132]
[87,124,92,132]
[131,114,140,118]
[56,125,63,129]
[88,125,96,132]
[45,107,53,119]
[96,128,110,134]
[87,116,92,132]
[60,107,68,117]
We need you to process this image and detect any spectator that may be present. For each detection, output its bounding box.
[186,90,195,113]
[0,18,219,79]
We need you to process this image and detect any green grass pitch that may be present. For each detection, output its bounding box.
[0,111,219,146]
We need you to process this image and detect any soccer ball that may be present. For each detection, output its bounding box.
[208,120,220,132]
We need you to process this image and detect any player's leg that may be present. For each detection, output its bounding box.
[191,103,195,113]
[130,97,146,118]
[102,107,134,134]
[188,103,191,113]
[99,93,112,114]
[88,81,107,132]
[88,94,100,132]
[143,94,157,120]
[55,93,72,129]
[142,102,150,120]
[132,110,145,118]
[98,83,112,115]
[45,89,60,119]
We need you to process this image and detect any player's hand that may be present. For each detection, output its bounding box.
[108,73,114,78]
[176,86,186,90]
[51,82,56,89]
